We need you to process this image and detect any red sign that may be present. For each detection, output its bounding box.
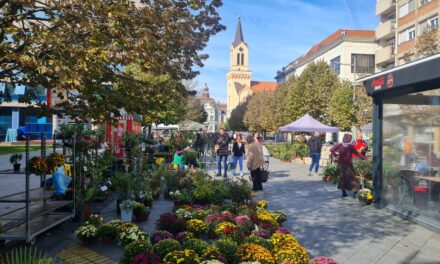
[387,73,393,88]
[371,76,385,89]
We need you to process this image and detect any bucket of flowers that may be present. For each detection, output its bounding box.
[186,219,207,236]
[357,188,373,205]
[97,223,118,245]
[133,202,150,222]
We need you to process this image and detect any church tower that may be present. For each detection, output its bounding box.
[226,17,252,118]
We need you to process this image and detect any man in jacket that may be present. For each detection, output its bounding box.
[307,132,322,176]
[216,128,230,178]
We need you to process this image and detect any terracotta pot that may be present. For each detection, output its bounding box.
[81,239,93,246]
[82,203,92,221]
[135,213,150,222]
[101,237,114,246]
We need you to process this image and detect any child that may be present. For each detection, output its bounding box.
[173,147,185,172]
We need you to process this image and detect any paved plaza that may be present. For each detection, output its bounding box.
[1,154,440,263]
[255,158,440,264]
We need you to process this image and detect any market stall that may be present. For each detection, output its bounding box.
[360,53,440,230]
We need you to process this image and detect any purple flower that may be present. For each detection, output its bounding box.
[192,204,204,210]
[275,227,291,234]
[252,230,270,238]
[310,256,339,264]
[235,215,251,226]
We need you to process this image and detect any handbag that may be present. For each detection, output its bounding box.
[260,168,269,183]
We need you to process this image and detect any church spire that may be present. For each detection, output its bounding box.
[233,16,244,47]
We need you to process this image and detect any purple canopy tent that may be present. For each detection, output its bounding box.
[279,114,339,133]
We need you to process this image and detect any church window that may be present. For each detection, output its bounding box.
[241,53,244,65]
[237,53,240,65]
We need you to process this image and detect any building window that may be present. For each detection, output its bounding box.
[420,0,432,6]
[330,56,341,75]
[399,0,415,18]
[408,27,416,40]
[237,53,240,65]
[398,26,416,44]
[351,54,375,74]
[420,16,440,34]
[241,53,244,66]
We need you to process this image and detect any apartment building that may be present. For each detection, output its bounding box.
[275,29,377,83]
[376,0,439,71]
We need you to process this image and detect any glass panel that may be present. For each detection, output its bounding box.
[330,56,341,75]
[382,88,440,223]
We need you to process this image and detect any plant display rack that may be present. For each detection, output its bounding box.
[0,133,76,244]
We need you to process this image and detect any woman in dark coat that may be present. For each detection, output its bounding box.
[330,134,365,197]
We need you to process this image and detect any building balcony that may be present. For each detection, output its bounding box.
[376,0,396,16]
[375,45,395,66]
[376,20,395,40]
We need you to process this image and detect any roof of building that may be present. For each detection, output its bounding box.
[282,29,375,74]
[251,81,277,93]
[233,17,245,47]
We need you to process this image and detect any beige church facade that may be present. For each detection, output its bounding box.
[226,18,276,117]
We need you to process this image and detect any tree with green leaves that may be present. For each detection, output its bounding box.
[0,0,225,122]
[329,81,356,131]
[185,96,207,123]
[285,60,338,125]
[243,92,274,132]
[228,97,249,131]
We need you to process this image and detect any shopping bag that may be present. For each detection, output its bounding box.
[261,168,269,183]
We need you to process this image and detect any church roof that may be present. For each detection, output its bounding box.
[233,17,245,47]
[251,81,277,93]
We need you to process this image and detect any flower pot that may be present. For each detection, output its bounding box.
[135,213,150,222]
[81,239,93,246]
[101,237,114,246]
[120,208,133,222]
[82,203,92,221]
[13,163,21,172]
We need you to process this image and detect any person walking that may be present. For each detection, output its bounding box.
[307,132,322,177]
[173,147,186,173]
[216,128,230,178]
[232,134,245,176]
[330,133,365,198]
[246,135,265,191]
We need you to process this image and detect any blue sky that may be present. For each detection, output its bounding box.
[194,0,379,102]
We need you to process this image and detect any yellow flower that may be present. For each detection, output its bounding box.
[236,243,275,264]
[257,200,268,209]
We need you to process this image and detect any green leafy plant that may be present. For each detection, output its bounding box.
[133,202,150,216]
[9,153,22,164]
[163,250,200,264]
[153,239,182,259]
[229,178,252,203]
[353,159,373,180]
[213,238,239,264]
[4,247,54,264]
[182,238,209,256]
[122,240,152,264]
[323,164,339,184]
[96,224,118,240]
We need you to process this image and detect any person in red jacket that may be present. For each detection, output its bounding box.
[353,132,367,159]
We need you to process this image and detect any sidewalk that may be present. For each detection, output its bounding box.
[255,157,440,264]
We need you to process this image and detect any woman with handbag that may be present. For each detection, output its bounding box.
[246,135,265,191]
